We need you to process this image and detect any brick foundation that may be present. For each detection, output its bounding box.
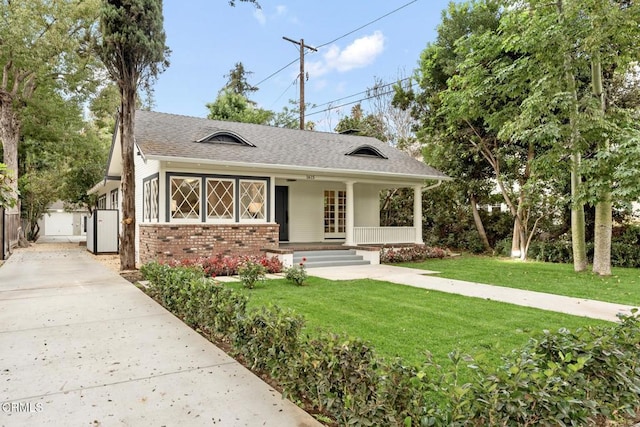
[139,223,279,265]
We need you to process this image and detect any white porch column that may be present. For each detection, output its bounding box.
[414,185,424,244]
[344,181,355,246]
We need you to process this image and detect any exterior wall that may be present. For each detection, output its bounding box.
[287,180,328,242]
[139,223,279,265]
[354,183,381,227]
[135,154,161,261]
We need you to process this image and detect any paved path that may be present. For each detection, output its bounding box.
[309,264,638,322]
[0,246,321,427]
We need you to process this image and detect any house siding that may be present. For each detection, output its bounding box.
[354,184,381,227]
[134,154,160,261]
[139,223,279,265]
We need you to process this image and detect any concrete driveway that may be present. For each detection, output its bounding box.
[0,245,321,426]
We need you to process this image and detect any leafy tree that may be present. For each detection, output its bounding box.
[0,0,100,215]
[270,99,316,130]
[0,163,16,209]
[223,62,258,99]
[334,104,388,141]
[206,89,273,124]
[500,0,640,274]
[396,0,509,255]
[98,0,170,270]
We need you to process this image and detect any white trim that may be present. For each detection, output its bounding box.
[148,154,451,182]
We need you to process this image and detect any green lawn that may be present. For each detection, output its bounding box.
[227,277,608,369]
[402,255,640,306]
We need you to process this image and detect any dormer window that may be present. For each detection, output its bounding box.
[346,145,388,159]
[197,131,255,147]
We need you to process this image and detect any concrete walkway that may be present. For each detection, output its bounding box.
[0,246,321,426]
[309,264,638,323]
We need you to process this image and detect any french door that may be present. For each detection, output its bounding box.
[323,190,346,238]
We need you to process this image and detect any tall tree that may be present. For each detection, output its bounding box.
[223,62,258,99]
[0,0,99,215]
[396,0,511,255]
[98,0,169,270]
[501,0,640,274]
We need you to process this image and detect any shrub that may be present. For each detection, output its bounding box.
[166,253,283,277]
[237,260,267,289]
[380,245,447,264]
[285,258,308,286]
[233,305,304,377]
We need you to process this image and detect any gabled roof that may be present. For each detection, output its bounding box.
[124,110,448,181]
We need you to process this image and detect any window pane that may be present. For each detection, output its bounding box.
[240,181,265,220]
[171,177,200,220]
[207,179,234,220]
[143,181,151,221]
[150,178,159,221]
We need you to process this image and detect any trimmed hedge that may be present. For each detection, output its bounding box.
[140,262,640,426]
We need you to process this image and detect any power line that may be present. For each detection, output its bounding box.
[255,58,299,87]
[316,0,418,49]
[305,80,419,118]
[254,0,419,89]
[309,77,411,111]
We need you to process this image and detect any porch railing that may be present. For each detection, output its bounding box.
[353,227,416,245]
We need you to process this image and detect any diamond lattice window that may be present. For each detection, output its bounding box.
[239,180,266,220]
[207,179,234,220]
[143,181,151,220]
[150,178,159,221]
[170,177,201,220]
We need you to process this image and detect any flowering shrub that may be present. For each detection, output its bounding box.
[166,254,283,277]
[238,260,267,289]
[285,257,308,286]
[380,245,448,263]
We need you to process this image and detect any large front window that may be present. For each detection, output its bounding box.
[240,180,266,220]
[207,178,235,220]
[170,177,201,220]
[167,174,268,223]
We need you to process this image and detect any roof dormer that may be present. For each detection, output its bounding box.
[197,131,255,147]
[346,145,388,159]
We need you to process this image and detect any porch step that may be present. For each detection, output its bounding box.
[293,249,370,269]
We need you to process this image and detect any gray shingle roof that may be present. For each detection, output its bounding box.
[134,110,448,180]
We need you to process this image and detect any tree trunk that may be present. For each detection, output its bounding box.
[0,93,20,215]
[570,156,587,272]
[119,86,137,271]
[511,219,521,258]
[469,193,491,252]
[593,195,612,276]
[590,55,612,276]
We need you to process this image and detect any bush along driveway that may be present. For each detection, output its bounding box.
[141,261,640,427]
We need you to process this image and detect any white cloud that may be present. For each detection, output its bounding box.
[253,8,266,25]
[307,31,385,78]
[254,5,296,26]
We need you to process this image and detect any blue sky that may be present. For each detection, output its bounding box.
[154,0,455,131]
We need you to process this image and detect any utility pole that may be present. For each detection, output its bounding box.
[283,36,317,130]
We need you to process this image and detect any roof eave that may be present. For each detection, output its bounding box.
[145,154,451,182]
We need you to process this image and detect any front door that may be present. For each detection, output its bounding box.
[324,190,346,239]
[275,186,289,241]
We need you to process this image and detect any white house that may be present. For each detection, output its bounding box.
[89,110,448,265]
